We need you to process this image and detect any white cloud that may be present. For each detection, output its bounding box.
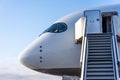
[0,61,61,80]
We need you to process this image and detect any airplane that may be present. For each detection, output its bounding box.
[19,4,120,80]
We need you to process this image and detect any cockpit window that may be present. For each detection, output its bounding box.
[43,22,67,33]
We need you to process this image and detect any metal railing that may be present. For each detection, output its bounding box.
[112,35,119,80]
[80,36,87,80]
[80,37,87,66]
[114,35,120,63]
[80,16,87,66]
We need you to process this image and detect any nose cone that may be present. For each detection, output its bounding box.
[18,50,38,69]
[18,37,45,70]
[18,52,30,67]
[18,37,42,69]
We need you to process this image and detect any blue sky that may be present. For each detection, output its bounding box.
[0,0,120,80]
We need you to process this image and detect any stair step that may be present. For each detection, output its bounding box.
[87,33,112,36]
[88,50,111,53]
[88,44,111,47]
[88,39,111,42]
[88,58,112,61]
[87,72,114,76]
[88,36,111,38]
[88,44,111,46]
[88,53,111,56]
[87,62,112,65]
[88,37,111,40]
[87,68,113,72]
[88,42,111,45]
[88,49,111,51]
[88,47,111,50]
[86,76,114,80]
[88,54,112,56]
[87,34,111,37]
[88,56,112,59]
[88,48,110,50]
[87,65,113,68]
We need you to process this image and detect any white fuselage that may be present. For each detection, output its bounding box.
[19,4,120,76]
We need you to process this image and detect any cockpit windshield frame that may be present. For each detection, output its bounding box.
[42,22,67,34]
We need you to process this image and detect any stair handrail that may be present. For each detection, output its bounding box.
[112,35,119,80]
[80,36,87,80]
[114,35,120,63]
[112,15,120,64]
[80,36,87,66]
[80,17,87,66]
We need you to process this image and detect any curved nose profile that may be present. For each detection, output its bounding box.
[18,37,42,69]
[18,48,38,69]
[19,52,30,67]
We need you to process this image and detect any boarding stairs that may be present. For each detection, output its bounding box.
[82,33,118,80]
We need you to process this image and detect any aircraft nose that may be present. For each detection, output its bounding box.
[19,52,30,67]
[18,37,42,69]
[18,50,37,69]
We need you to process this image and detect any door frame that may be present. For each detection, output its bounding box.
[102,11,118,34]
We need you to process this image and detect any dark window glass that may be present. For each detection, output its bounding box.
[42,22,67,34]
[58,23,67,33]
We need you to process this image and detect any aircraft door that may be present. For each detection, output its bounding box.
[102,12,118,34]
[84,10,101,34]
